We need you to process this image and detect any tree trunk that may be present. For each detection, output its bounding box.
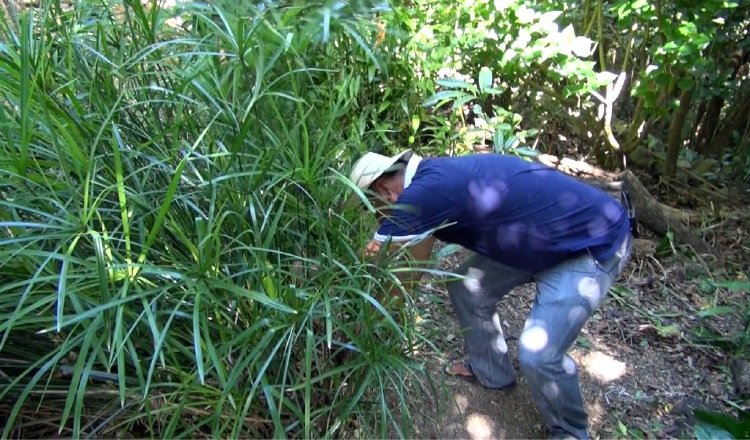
[691,99,706,146]
[706,90,750,156]
[664,87,693,179]
[620,170,713,255]
[694,95,724,154]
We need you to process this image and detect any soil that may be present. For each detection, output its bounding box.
[398,208,750,439]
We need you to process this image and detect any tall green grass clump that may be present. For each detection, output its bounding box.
[0,0,439,437]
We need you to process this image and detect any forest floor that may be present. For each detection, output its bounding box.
[398,173,750,439]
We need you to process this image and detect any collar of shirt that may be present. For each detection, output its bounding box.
[403,154,422,189]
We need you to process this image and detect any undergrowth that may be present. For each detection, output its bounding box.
[0,0,441,437]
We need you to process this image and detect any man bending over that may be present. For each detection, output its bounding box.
[349,150,633,440]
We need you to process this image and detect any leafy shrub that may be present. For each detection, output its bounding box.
[0,0,438,437]
[385,0,615,159]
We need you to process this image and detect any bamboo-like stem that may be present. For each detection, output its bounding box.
[597,0,606,71]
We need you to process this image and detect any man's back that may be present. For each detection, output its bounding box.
[375,154,630,273]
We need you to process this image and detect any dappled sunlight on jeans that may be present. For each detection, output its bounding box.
[520,324,550,353]
[463,267,484,294]
[578,276,602,309]
[568,305,589,326]
[492,313,509,354]
[543,381,561,400]
[562,355,578,375]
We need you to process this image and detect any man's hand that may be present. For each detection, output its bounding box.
[363,236,437,307]
[365,239,382,258]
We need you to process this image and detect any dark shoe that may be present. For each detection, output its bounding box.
[548,429,585,440]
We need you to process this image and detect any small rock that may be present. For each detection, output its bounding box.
[446,333,456,342]
[708,380,724,397]
[634,238,657,256]
[731,356,750,398]
[671,397,704,424]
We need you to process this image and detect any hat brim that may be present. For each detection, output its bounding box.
[351,150,412,190]
[346,149,412,209]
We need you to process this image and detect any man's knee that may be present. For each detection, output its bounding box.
[519,348,545,377]
[519,347,578,379]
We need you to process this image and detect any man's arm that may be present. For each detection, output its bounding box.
[365,235,437,305]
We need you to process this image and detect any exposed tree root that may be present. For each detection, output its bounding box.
[619,170,713,255]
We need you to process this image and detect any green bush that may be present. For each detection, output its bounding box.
[0,0,439,437]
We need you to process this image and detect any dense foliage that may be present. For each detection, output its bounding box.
[396,0,750,181]
[0,0,747,438]
[0,1,444,437]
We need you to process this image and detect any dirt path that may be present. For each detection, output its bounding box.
[402,235,749,439]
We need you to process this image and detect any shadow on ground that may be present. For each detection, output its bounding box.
[398,236,748,440]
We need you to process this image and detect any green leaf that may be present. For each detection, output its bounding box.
[452,95,476,110]
[657,325,681,336]
[435,78,478,93]
[695,423,734,440]
[426,294,445,304]
[514,147,541,157]
[494,130,505,153]
[436,244,461,258]
[618,419,628,435]
[478,67,493,93]
[539,11,563,24]
[571,36,593,57]
[500,49,517,65]
[694,408,750,439]
[697,306,735,318]
[710,280,750,292]
[422,90,472,107]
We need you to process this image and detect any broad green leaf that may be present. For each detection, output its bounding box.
[694,408,750,439]
[435,78,478,93]
[710,280,750,292]
[514,147,541,157]
[452,95,476,110]
[572,36,593,57]
[596,71,618,85]
[422,90,472,107]
[539,10,563,24]
[478,67,493,93]
[695,423,734,440]
[657,325,681,336]
[697,306,735,318]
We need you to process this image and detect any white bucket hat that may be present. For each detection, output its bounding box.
[349,150,412,190]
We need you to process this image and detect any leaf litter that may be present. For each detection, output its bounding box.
[390,194,750,439]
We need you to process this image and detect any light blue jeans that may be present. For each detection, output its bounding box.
[446,234,633,440]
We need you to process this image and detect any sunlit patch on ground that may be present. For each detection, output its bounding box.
[403,234,749,439]
[579,351,628,383]
[465,413,496,440]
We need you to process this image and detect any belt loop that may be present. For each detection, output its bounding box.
[621,189,639,238]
